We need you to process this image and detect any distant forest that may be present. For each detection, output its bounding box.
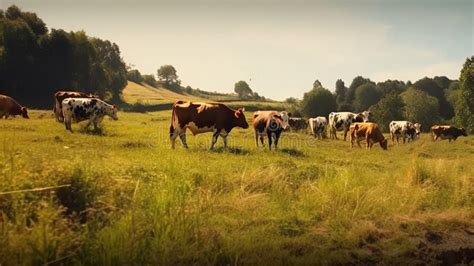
[0,5,472,131]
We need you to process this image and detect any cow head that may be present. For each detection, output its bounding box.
[460,127,468,136]
[380,138,388,150]
[358,111,371,122]
[279,111,290,130]
[21,107,29,119]
[413,123,421,136]
[109,105,119,120]
[234,108,249,129]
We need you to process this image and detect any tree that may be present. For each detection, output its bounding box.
[157,65,178,84]
[301,87,337,118]
[127,69,143,83]
[402,88,440,131]
[376,79,406,96]
[234,80,253,99]
[142,74,157,87]
[369,93,405,132]
[313,79,323,89]
[285,97,299,104]
[353,83,382,111]
[413,77,454,119]
[455,56,474,131]
[335,79,347,109]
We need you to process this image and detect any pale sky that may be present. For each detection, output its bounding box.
[1,0,473,100]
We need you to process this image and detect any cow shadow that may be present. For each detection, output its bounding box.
[210,146,250,155]
[78,126,106,136]
[279,148,306,158]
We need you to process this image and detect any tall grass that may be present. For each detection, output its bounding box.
[0,110,473,264]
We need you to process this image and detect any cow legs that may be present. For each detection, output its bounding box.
[179,132,189,148]
[170,126,180,149]
[343,128,348,141]
[210,129,220,150]
[255,130,259,147]
[267,131,273,150]
[220,130,228,148]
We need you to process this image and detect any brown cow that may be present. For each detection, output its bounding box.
[53,91,97,122]
[350,122,388,150]
[431,125,467,142]
[252,111,290,149]
[170,100,249,149]
[0,94,29,119]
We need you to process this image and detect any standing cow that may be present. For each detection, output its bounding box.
[253,111,290,149]
[289,117,308,131]
[328,111,371,140]
[350,122,388,150]
[308,116,327,139]
[169,101,249,149]
[389,121,419,144]
[431,125,467,142]
[0,94,29,119]
[54,91,97,122]
[62,98,118,132]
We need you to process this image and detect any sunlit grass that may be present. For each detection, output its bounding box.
[0,110,473,264]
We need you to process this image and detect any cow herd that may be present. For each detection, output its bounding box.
[0,92,469,150]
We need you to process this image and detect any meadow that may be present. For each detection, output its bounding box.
[0,109,473,265]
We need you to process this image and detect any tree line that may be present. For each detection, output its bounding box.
[287,57,473,132]
[0,5,128,108]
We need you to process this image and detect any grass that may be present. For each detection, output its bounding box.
[0,109,473,264]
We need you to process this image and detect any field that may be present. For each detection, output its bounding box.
[1,109,473,265]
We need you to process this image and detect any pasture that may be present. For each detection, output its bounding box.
[0,110,473,265]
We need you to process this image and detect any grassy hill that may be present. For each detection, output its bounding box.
[121,81,289,111]
[0,110,473,264]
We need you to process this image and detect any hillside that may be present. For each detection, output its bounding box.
[122,81,289,111]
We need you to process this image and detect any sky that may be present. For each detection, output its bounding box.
[1,0,472,100]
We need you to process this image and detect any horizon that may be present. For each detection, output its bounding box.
[1,0,472,100]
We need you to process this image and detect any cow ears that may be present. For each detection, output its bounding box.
[287,112,292,117]
[235,108,245,118]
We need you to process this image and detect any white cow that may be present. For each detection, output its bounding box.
[308,116,328,139]
[389,121,421,143]
[62,98,118,132]
[328,111,371,140]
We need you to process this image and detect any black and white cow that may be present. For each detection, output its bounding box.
[308,116,327,139]
[62,98,118,132]
[328,111,371,140]
[389,121,421,143]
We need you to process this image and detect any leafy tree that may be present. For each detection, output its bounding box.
[369,93,405,132]
[413,77,453,119]
[376,79,406,96]
[346,76,374,104]
[301,87,337,118]
[234,80,253,99]
[335,79,347,109]
[127,69,143,83]
[142,74,157,87]
[285,97,299,104]
[354,83,382,111]
[313,79,323,89]
[402,88,440,131]
[455,56,474,131]
[157,64,178,84]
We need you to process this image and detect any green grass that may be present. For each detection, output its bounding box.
[0,110,473,265]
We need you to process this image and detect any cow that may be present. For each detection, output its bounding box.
[328,111,371,140]
[0,94,29,119]
[169,101,249,149]
[308,116,327,139]
[54,91,97,122]
[431,125,467,142]
[62,98,118,132]
[253,111,290,149]
[389,121,416,144]
[289,117,308,131]
[350,122,388,150]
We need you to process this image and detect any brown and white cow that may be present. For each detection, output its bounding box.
[54,91,97,122]
[431,125,467,142]
[0,94,29,119]
[170,101,249,149]
[329,111,371,140]
[253,111,290,149]
[350,122,388,150]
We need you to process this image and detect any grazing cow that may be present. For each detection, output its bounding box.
[54,91,97,122]
[289,117,308,131]
[350,122,388,150]
[308,116,327,139]
[328,111,371,140]
[62,98,118,132]
[253,111,290,149]
[0,94,29,119]
[431,125,467,142]
[170,101,249,149]
[389,121,416,144]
